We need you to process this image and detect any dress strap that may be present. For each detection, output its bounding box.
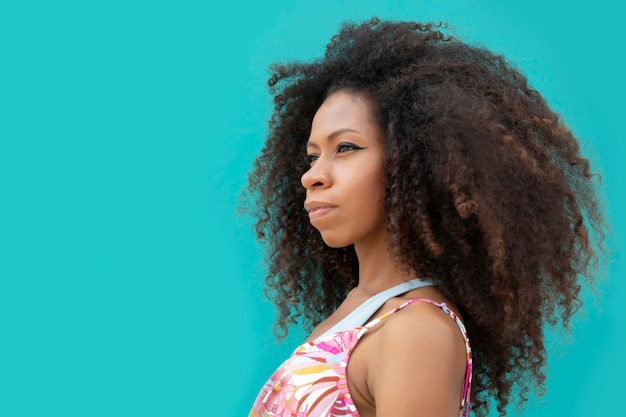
[318,278,433,339]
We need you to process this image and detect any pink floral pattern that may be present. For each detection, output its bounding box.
[250,298,472,417]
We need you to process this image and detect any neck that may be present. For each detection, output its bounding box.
[353,234,417,296]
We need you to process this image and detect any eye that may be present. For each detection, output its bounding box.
[306,153,319,166]
[336,142,364,153]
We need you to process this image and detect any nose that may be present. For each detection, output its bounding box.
[301,159,332,190]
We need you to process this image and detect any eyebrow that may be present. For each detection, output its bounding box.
[306,128,360,148]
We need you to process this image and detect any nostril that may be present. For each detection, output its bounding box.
[313,181,324,187]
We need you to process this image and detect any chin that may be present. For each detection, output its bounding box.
[319,233,353,249]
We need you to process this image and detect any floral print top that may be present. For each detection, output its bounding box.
[250,298,472,417]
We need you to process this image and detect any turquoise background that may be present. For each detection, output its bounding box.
[1,1,623,416]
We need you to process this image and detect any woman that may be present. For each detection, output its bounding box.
[245,18,605,417]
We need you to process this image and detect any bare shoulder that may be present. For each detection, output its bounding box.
[381,300,465,346]
[373,300,466,370]
[366,300,467,416]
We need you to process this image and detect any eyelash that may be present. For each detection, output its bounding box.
[337,143,362,153]
[306,142,364,165]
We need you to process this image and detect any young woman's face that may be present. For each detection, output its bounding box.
[301,90,387,249]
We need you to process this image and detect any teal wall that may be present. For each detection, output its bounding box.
[1,1,623,416]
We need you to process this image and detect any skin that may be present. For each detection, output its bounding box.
[301,90,468,417]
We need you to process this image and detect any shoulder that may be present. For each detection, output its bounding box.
[383,300,464,343]
[365,300,468,416]
[374,300,466,368]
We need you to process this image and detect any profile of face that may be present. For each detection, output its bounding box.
[301,90,387,249]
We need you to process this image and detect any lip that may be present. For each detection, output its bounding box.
[304,201,337,221]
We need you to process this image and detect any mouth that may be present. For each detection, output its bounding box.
[304,202,337,221]
[308,206,335,220]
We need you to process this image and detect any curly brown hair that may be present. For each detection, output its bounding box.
[243,17,606,416]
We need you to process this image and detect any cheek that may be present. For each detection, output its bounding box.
[349,168,386,202]
[347,172,386,222]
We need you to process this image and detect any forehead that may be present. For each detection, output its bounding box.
[310,90,379,135]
